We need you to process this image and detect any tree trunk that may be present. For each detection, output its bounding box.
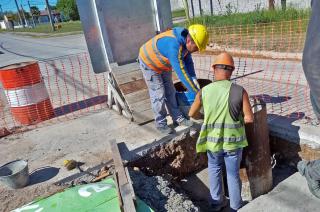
[269,0,275,10]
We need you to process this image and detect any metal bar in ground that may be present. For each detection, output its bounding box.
[231,70,264,81]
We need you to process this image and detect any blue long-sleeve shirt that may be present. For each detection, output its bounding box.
[157,27,199,94]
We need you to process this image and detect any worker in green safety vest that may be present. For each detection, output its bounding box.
[189,52,254,211]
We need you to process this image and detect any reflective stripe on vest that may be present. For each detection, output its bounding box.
[139,30,175,73]
[200,123,243,131]
[198,135,247,144]
[197,80,248,153]
[151,38,171,69]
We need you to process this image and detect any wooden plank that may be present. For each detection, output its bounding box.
[125,89,150,105]
[108,77,131,115]
[112,63,140,76]
[119,79,148,95]
[125,167,136,201]
[114,70,144,85]
[130,99,152,113]
[110,139,136,212]
[132,108,154,124]
[113,172,123,209]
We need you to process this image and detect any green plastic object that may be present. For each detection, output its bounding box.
[13,177,153,212]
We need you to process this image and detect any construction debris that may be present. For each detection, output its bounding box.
[63,159,78,171]
[129,168,199,212]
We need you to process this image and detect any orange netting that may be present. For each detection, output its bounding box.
[193,18,316,125]
[0,53,108,133]
[0,18,316,135]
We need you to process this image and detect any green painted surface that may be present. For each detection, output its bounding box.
[14,178,120,212]
[13,177,153,212]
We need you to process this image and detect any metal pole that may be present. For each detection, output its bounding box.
[182,0,190,23]
[14,0,24,27]
[210,0,213,15]
[28,1,36,27]
[45,0,55,31]
[190,0,195,18]
[198,0,202,16]
[152,0,160,33]
[20,4,28,27]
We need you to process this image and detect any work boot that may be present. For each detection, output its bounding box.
[210,198,228,211]
[156,125,174,134]
[177,118,194,127]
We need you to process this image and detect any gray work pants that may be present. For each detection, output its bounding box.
[139,60,184,127]
[302,0,320,120]
[298,160,320,199]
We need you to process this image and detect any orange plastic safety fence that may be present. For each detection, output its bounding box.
[193,18,316,125]
[0,53,108,133]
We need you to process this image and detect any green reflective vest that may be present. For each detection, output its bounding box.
[197,80,248,153]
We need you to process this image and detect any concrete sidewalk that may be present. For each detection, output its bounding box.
[0,109,190,211]
[240,172,320,212]
[0,109,159,211]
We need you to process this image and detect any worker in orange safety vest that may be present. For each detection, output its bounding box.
[138,24,209,134]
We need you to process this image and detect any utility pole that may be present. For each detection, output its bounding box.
[45,0,55,31]
[14,0,24,27]
[20,4,28,27]
[0,4,3,21]
[0,4,3,22]
[28,1,36,27]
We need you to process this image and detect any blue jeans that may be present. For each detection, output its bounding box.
[139,61,184,127]
[207,148,243,210]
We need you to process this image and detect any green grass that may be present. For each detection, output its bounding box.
[173,8,311,53]
[172,9,186,18]
[177,8,310,27]
[0,21,82,34]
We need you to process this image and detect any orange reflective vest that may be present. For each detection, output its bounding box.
[139,30,175,73]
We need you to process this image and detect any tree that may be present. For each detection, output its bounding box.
[30,6,40,18]
[269,0,275,10]
[56,0,79,21]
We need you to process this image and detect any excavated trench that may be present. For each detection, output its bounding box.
[127,81,276,211]
[128,131,212,212]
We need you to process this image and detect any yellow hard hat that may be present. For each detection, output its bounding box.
[188,24,209,52]
[212,52,235,71]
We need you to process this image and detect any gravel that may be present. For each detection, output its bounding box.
[130,169,199,212]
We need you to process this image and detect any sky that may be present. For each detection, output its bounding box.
[0,0,57,12]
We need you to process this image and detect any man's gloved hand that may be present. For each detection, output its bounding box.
[192,77,200,90]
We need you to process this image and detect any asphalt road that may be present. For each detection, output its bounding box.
[0,33,88,67]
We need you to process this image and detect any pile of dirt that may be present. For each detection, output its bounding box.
[129,168,199,212]
[129,132,207,179]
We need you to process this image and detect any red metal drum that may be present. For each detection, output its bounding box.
[0,62,55,125]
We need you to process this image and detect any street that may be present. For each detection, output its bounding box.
[0,33,87,66]
[0,34,106,130]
